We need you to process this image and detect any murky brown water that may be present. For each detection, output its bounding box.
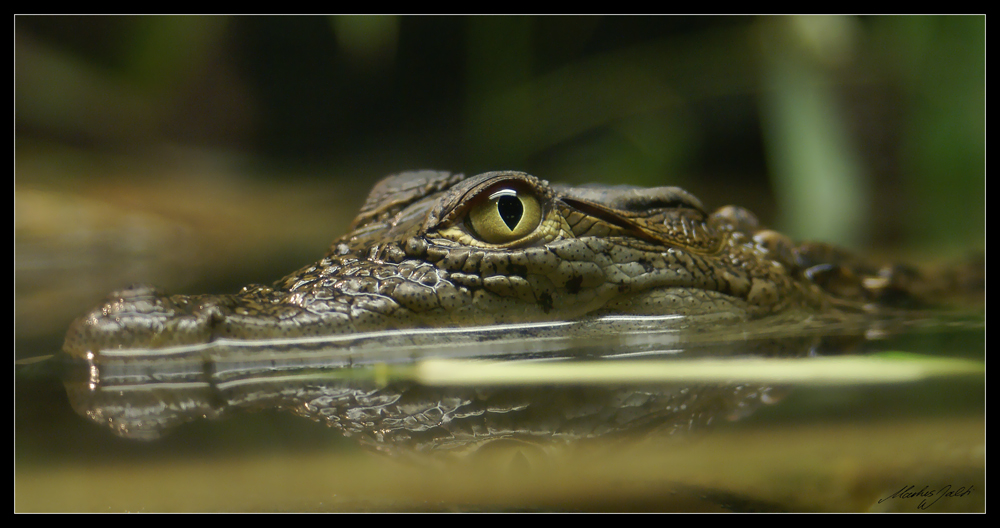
[15,311,984,512]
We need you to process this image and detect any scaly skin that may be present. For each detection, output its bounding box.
[63,170,936,359]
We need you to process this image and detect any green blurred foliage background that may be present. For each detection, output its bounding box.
[16,15,984,246]
[14,15,984,343]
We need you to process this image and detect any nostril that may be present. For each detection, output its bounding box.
[62,287,230,360]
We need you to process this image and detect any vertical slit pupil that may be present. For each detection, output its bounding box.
[496,195,523,231]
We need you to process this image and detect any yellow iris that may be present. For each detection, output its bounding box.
[468,188,542,244]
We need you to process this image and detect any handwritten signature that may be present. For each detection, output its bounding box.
[878,485,975,511]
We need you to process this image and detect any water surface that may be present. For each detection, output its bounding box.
[15,310,984,512]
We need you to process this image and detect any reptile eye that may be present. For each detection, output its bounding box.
[468,187,542,244]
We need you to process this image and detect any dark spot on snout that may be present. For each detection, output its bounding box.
[565,275,583,294]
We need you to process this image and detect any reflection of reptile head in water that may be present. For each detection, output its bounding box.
[60,171,979,447]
